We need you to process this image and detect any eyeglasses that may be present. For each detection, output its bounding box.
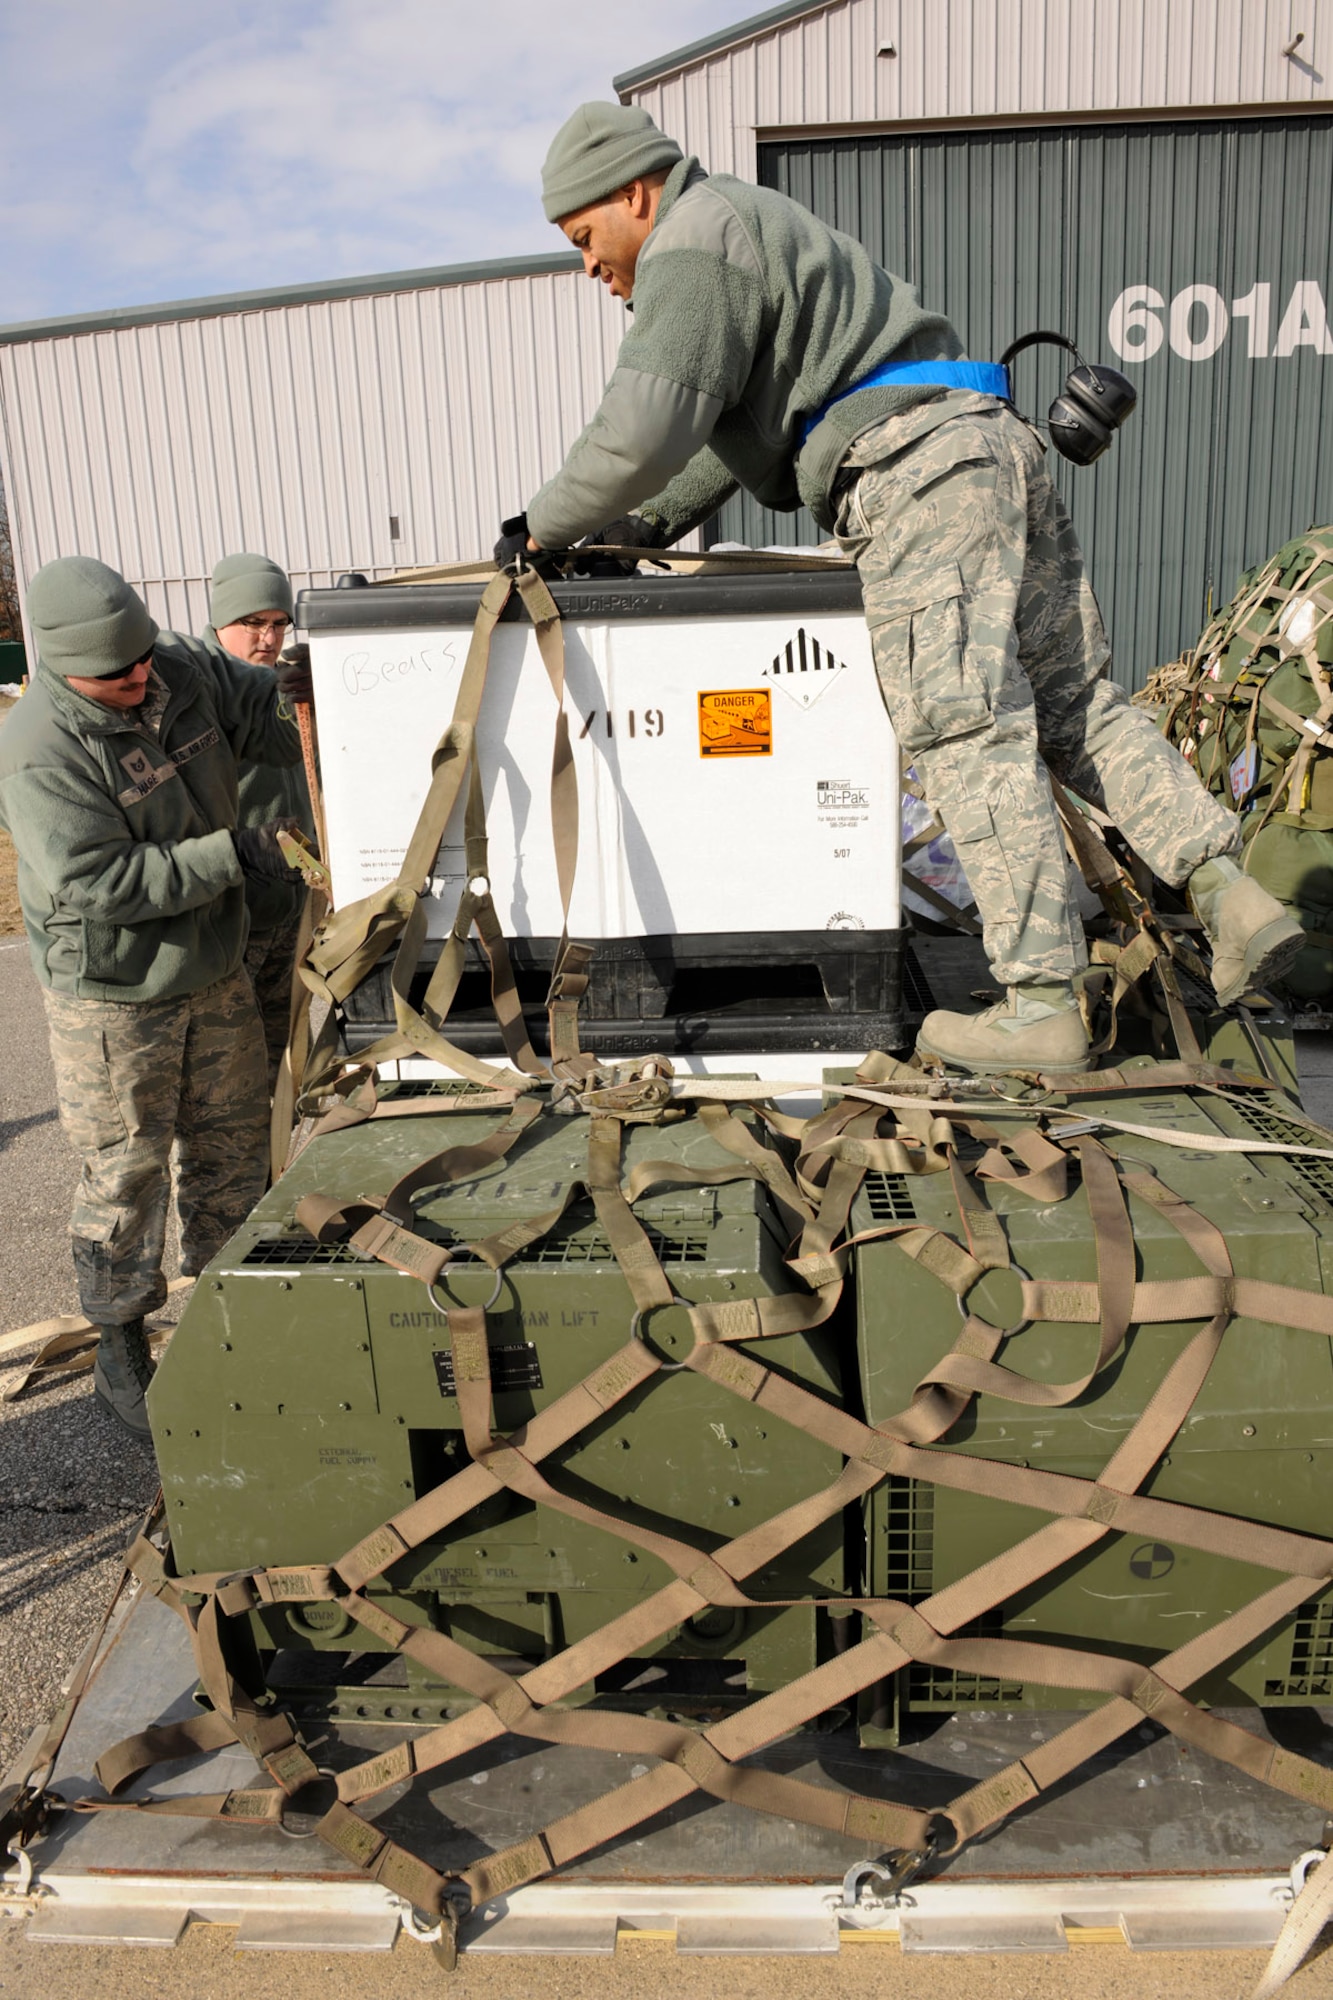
[93,647,155,682]
[238,616,293,636]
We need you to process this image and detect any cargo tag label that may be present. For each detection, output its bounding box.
[698,687,772,757]
[434,1343,544,1396]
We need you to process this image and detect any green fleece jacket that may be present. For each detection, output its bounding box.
[526,157,963,545]
[197,626,316,936]
[0,635,300,1002]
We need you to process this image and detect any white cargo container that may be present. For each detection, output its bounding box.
[302,566,913,1076]
[309,568,899,937]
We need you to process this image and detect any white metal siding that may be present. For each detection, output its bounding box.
[626,0,1333,177]
[0,269,625,641]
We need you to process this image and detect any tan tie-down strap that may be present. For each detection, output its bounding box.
[510,566,593,1080]
[292,1095,546,1283]
[303,573,509,1006]
[1046,774,1210,1068]
[291,564,593,1123]
[76,1084,1333,1980]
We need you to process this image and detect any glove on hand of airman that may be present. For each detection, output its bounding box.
[493,513,559,577]
[571,513,668,577]
[234,816,305,882]
[274,644,313,706]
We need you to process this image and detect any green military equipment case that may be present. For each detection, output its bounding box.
[855,1071,1333,1737]
[152,1063,1333,1746]
[151,1086,848,1716]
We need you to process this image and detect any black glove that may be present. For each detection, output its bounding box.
[493,511,559,577]
[571,513,669,577]
[274,644,312,707]
[234,817,303,882]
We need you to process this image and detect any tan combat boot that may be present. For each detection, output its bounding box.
[916,981,1090,1075]
[1188,855,1304,1008]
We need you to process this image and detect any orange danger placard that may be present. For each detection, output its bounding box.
[698,687,772,757]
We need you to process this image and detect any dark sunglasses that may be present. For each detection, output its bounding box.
[93,646,155,682]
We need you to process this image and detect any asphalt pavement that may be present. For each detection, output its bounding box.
[0,1920,1322,2000]
[0,943,161,1777]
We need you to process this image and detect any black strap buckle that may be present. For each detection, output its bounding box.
[0,1782,58,1865]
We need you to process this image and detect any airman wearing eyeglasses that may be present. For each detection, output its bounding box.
[0,556,305,1441]
[203,553,318,1095]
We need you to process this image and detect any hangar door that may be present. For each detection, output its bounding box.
[718,117,1333,688]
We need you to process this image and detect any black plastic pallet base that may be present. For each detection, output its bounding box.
[339,936,932,1061]
[341,929,909,1022]
[344,1010,914,1060]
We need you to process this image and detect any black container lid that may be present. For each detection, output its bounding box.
[299,565,865,630]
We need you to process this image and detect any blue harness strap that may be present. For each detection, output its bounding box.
[799,359,1012,445]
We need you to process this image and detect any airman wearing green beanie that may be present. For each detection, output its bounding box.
[0,555,305,1440]
[540,102,682,224]
[193,551,317,1094]
[498,99,1294,1075]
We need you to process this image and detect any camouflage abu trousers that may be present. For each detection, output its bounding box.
[42,967,269,1325]
[837,394,1239,984]
[243,904,306,1096]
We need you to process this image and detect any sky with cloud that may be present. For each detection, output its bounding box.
[0,0,761,325]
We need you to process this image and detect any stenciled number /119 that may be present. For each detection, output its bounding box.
[578,709,665,738]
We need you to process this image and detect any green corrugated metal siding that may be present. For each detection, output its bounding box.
[722,117,1333,688]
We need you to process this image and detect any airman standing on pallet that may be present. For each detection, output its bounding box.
[0,557,310,1438]
[497,101,1302,1073]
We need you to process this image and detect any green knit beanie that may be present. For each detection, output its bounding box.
[209,552,294,629]
[27,556,158,678]
[542,102,683,223]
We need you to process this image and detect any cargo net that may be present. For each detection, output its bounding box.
[38,568,1330,1990]
[1140,525,1333,1012]
[83,1054,1333,1976]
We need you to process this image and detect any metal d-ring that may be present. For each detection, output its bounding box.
[400,1904,446,1944]
[1290,1847,1330,1900]
[1,1847,33,1895]
[629,1292,693,1371]
[428,1264,505,1314]
[957,1262,1031,1338]
[277,1766,340,1840]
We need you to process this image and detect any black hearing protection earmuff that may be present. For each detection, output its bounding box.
[999,331,1137,466]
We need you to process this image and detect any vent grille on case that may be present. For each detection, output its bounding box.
[863,1172,918,1222]
[1265,1594,1333,1699]
[379,1079,495,1101]
[240,1238,364,1267]
[1231,1098,1333,1210]
[516,1224,710,1265]
[883,1476,933,1599]
[241,1223,710,1269]
[908,1611,1024,1707]
[883,1478,1026,1706]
